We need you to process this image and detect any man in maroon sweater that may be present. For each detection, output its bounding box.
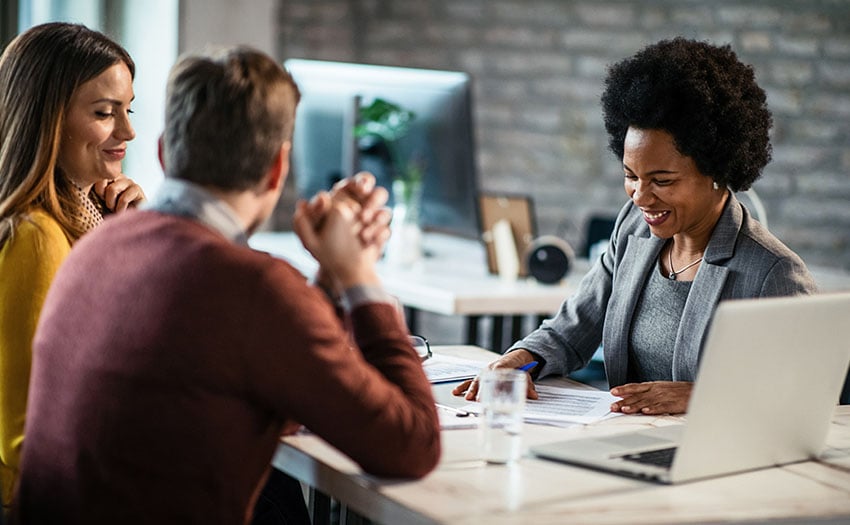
[14,47,440,523]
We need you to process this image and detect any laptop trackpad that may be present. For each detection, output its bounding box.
[599,426,683,452]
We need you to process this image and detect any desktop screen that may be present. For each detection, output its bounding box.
[284,59,480,239]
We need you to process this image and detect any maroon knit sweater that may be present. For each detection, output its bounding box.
[14,210,440,524]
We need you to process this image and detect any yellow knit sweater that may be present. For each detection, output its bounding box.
[0,209,70,505]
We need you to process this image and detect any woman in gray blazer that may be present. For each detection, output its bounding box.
[455,37,816,414]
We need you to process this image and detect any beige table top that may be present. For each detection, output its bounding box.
[273,345,850,524]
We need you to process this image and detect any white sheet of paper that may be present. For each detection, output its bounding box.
[423,354,489,383]
[463,383,622,426]
[524,384,621,424]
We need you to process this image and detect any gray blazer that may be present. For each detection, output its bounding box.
[509,193,816,387]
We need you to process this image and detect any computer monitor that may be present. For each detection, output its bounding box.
[284,58,481,239]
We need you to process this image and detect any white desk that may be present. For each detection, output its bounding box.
[272,345,850,525]
[250,231,586,315]
[250,231,590,349]
[250,231,850,350]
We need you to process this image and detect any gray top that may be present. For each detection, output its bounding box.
[627,260,692,383]
[508,193,817,387]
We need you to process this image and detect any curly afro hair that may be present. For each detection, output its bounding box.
[601,37,772,192]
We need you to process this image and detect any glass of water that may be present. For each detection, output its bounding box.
[478,368,527,464]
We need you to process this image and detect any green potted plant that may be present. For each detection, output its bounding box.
[354,98,423,212]
[354,98,424,266]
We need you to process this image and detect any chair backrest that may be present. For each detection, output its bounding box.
[735,188,769,230]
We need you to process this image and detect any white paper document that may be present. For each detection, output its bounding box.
[423,354,489,383]
[463,383,621,426]
[523,384,620,425]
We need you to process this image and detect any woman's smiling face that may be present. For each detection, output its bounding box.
[57,62,135,187]
[622,127,725,240]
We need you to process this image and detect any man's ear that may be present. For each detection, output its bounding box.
[265,141,291,192]
[157,135,165,171]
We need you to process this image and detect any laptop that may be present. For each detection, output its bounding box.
[530,292,850,484]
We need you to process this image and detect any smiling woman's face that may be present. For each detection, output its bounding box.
[622,127,725,240]
[57,62,135,187]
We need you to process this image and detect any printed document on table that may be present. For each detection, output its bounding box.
[524,384,622,425]
[423,354,489,383]
[463,384,622,426]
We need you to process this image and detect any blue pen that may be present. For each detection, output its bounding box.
[518,361,538,372]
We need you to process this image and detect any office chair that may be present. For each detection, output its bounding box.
[735,188,769,229]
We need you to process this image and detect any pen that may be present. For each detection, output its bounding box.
[435,402,473,418]
[518,361,538,372]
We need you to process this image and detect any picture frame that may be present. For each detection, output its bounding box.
[478,193,537,276]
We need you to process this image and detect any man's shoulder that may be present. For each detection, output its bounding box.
[92,210,233,250]
[102,210,303,278]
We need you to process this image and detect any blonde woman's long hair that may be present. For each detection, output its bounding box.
[0,22,134,247]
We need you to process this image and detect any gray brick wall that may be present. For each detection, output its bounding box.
[274,0,850,271]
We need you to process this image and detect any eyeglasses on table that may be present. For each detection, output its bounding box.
[409,335,432,362]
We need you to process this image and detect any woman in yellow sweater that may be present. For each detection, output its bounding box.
[0,22,145,505]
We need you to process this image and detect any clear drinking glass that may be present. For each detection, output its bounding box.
[478,369,527,464]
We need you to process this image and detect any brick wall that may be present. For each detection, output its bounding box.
[275,0,850,271]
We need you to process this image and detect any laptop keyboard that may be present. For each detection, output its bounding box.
[620,447,677,468]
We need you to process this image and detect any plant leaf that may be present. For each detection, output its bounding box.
[354,98,416,142]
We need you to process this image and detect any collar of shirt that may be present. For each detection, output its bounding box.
[145,178,395,311]
[144,178,249,247]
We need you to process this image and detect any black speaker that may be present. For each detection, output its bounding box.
[524,236,574,284]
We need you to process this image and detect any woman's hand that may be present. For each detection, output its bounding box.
[451,349,540,401]
[93,175,146,212]
[609,381,693,415]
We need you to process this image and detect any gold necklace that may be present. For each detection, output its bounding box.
[668,246,703,281]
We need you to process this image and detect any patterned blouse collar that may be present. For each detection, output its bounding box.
[67,179,104,233]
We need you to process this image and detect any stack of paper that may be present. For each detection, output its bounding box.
[523,385,620,426]
[462,384,621,427]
